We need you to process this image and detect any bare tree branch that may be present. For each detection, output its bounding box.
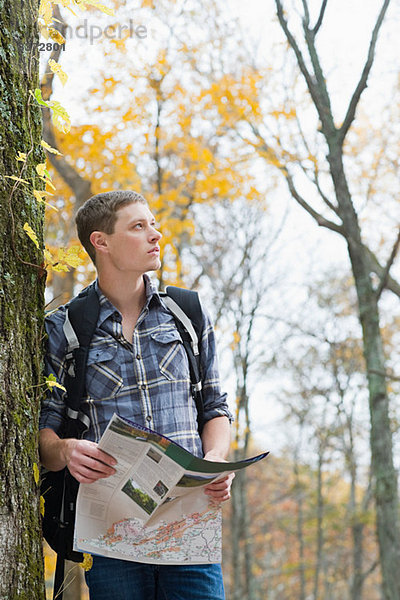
[283,168,343,234]
[375,227,400,300]
[275,0,336,137]
[313,0,329,36]
[365,245,400,299]
[290,115,339,215]
[244,118,343,233]
[300,0,310,28]
[338,0,392,145]
[369,369,400,383]
[274,1,314,100]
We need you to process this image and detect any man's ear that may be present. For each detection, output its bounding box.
[89,231,108,255]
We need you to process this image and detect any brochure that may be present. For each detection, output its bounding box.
[74,413,269,564]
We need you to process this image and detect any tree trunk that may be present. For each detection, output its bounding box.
[230,471,243,600]
[294,460,306,600]
[313,450,324,600]
[0,1,46,598]
[350,252,400,600]
[328,148,400,600]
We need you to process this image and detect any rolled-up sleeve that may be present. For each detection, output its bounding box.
[39,308,68,435]
[199,307,233,424]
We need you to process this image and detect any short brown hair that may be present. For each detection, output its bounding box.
[75,190,147,263]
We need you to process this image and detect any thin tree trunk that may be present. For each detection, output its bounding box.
[294,459,306,600]
[242,391,255,600]
[345,412,366,600]
[231,467,243,600]
[313,450,324,600]
[0,0,46,597]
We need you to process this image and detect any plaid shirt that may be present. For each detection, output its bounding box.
[40,276,232,457]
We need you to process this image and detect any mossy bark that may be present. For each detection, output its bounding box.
[0,0,46,598]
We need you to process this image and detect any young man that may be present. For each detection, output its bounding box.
[39,190,233,600]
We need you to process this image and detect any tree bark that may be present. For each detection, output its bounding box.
[0,0,46,598]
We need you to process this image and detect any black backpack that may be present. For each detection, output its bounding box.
[41,283,205,599]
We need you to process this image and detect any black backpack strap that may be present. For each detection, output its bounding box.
[63,283,100,438]
[42,284,100,600]
[53,554,65,600]
[160,286,205,433]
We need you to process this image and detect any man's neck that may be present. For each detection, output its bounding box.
[97,272,147,316]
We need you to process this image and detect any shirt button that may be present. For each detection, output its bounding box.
[136,354,141,360]
[146,415,152,422]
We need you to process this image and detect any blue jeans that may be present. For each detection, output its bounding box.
[84,556,225,600]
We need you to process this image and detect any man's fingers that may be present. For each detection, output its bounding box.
[69,460,115,483]
[204,472,235,502]
[205,473,235,489]
[80,454,116,476]
[85,445,117,467]
[66,440,117,481]
[76,441,117,466]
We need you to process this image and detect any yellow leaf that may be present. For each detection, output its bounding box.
[36,163,47,177]
[79,0,114,16]
[45,374,67,392]
[41,140,63,156]
[58,246,84,268]
[33,190,58,212]
[40,26,50,40]
[44,178,56,191]
[43,248,54,264]
[33,189,53,200]
[48,59,68,86]
[33,463,40,486]
[50,263,70,273]
[39,0,52,26]
[80,553,93,571]
[40,495,45,517]
[23,223,40,249]
[51,101,71,134]
[48,28,66,45]
[31,90,71,134]
[16,152,27,162]
[4,175,29,184]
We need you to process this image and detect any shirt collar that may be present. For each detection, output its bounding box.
[94,274,162,325]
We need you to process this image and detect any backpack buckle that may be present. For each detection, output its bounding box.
[65,352,75,377]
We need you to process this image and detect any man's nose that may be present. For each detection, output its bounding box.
[150,226,162,241]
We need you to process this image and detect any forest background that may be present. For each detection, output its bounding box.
[1,0,400,599]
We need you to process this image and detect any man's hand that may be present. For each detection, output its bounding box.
[63,439,117,484]
[203,450,235,503]
[204,473,235,502]
[39,428,117,484]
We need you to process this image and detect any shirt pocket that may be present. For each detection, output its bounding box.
[150,329,190,381]
[86,341,123,400]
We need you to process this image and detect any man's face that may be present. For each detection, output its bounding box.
[96,202,162,274]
